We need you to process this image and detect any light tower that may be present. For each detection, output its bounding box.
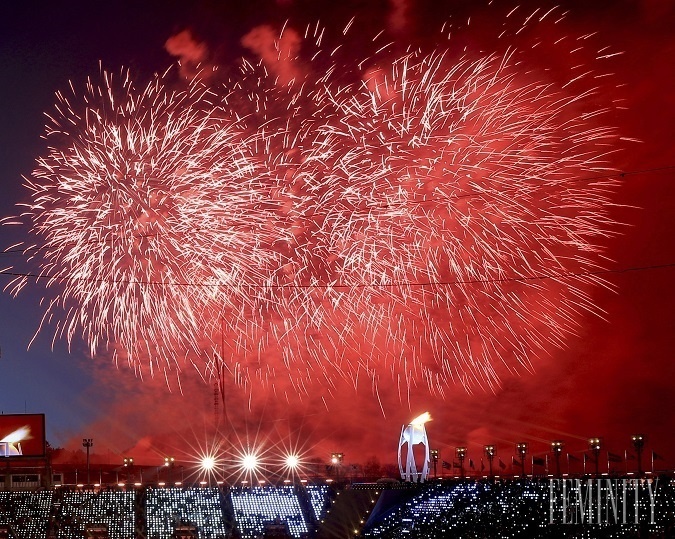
[516,443,529,477]
[430,449,439,478]
[455,447,467,478]
[588,438,602,477]
[484,445,495,478]
[551,441,564,477]
[164,456,175,484]
[398,412,431,483]
[330,452,344,482]
[82,439,93,486]
[123,457,134,483]
[631,434,645,476]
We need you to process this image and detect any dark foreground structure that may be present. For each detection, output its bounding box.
[0,477,674,538]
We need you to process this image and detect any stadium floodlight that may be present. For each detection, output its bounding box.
[483,445,496,478]
[123,457,134,482]
[455,447,467,478]
[82,438,93,485]
[241,453,259,472]
[285,454,300,469]
[588,438,602,476]
[631,434,646,476]
[430,449,439,478]
[200,455,216,471]
[516,443,529,477]
[551,441,564,477]
[164,456,176,483]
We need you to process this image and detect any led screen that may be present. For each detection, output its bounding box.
[0,414,46,457]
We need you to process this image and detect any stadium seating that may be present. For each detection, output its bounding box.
[0,490,52,539]
[305,485,330,521]
[0,479,670,538]
[55,490,135,539]
[145,487,227,539]
[229,486,308,538]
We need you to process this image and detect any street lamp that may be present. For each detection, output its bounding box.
[515,443,528,476]
[82,439,93,486]
[588,438,602,477]
[455,447,467,478]
[631,434,645,476]
[483,445,495,478]
[551,441,564,477]
[430,449,439,478]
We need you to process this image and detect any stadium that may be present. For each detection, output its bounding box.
[1,413,674,538]
[1,474,675,538]
[1,2,674,539]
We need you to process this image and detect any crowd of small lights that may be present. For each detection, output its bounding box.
[1,481,675,538]
[230,486,308,538]
[306,484,331,521]
[145,487,227,539]
[0,490,53,539]
[53,491,135,539]
[10,6,627,399]
[0,485,332,539]
[362,479,675,538]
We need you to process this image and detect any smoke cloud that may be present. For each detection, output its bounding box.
[165,29,209,80]
[241,25,304,87]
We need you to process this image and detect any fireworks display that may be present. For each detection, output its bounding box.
[9,12,625,403]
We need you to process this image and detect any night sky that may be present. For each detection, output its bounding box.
[1,0,674,473]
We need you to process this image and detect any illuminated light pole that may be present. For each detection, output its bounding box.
[331,453,343,482]
[240,452,260,483]
[515,443,528,477]
[285,454,300,469]
[455,447,467,478]
[588,438,602,477]
[631,434,645,476]
[551,441,564,478]
[483,445,495,478]
[123,457,134,483]
[285,454,300,481]
[164,456,175,484]
[82,439,93,486]
[200,456,215,485]
[430,449,439,478]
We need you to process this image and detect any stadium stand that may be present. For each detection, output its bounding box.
[0,490,52,539]
[53,490,135,539]
[0,479,671,538]
[145,487,228,539]
[304,485,330,521]
[229,486,307,538]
